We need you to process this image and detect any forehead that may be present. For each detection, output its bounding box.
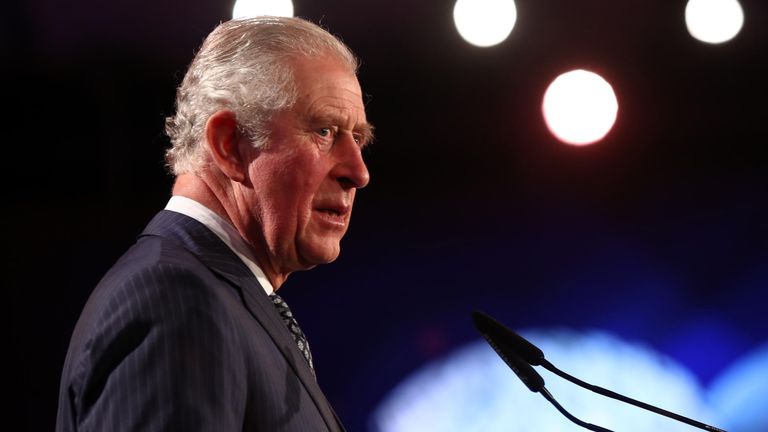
[290,55,367,121]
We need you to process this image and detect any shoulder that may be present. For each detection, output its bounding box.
[63,233,249,383]
[58,238,253,431]
[59,235,251,424]
[79,233,244,341]
[86,236,220,316]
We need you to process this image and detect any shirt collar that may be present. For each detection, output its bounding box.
[164,195,274,295]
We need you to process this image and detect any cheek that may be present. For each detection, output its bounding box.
[251,149,330,224]
[271,170,319,225]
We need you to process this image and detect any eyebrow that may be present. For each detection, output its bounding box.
[355,122,375,147]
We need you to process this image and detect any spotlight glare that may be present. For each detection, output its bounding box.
[685,0,744,44]
[453,0,517,47]
[232,0,294,19]
[542,69,618,146]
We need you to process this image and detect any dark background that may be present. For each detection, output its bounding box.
[5,0,766,430]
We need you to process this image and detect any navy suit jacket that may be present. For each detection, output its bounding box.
[56,210,344,431]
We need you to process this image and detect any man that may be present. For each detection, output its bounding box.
[56,16,372,431]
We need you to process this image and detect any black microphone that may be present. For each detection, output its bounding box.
[474,313,614,432]
[472,311,728,432]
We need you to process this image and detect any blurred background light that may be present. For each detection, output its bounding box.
[708,342,768,432]
[542,69,618,146]
[453,0,517,47]
[372,328,718,431]
[685,0,744,44]
[232,0,294,19]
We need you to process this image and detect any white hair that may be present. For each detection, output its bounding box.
[164,16,359,174]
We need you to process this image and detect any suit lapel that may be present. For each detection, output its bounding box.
[236,275,343,431]
[141,210,342,431]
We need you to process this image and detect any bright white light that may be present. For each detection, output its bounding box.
[232,0,294,19]
[453,0,517,47]
[685,0,744,44]
[372,329,714,432]
[542,69,618,146]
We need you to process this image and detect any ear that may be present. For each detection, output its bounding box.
[204,110,249,183]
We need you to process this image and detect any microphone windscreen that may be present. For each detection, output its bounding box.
[475,326,545,392]
[472,311,545,365]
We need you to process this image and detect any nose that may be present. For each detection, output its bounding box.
[332,133,370,189]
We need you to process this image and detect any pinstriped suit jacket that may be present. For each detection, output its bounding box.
[56,210,345,431]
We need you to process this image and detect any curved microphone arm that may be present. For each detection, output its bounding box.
[472,311,728,432]
[539,388,614,432]
[539,359,727,432]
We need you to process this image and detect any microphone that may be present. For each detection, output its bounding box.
[472,311,727,432]
[475,313,614,432]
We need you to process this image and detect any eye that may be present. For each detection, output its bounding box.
[317,126,338,139]
[315,126,338,152]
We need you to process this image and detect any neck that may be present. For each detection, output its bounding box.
[171,172,289,289]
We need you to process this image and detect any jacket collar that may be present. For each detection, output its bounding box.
[140,210,343,431]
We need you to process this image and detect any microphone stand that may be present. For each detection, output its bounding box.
[539,359,727,432]
[472,311,728,432]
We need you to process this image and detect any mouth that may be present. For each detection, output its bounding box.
[318,208,343,216]
[314,204,350,227]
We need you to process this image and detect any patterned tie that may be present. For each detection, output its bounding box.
[269,293,314,374]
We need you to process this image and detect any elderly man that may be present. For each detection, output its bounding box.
[56,16,371,431]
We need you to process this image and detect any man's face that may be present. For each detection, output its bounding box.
[238,55,372,277]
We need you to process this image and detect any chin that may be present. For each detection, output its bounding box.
[299,244,341,267]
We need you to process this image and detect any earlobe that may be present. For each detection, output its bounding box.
[205,110,247,183]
